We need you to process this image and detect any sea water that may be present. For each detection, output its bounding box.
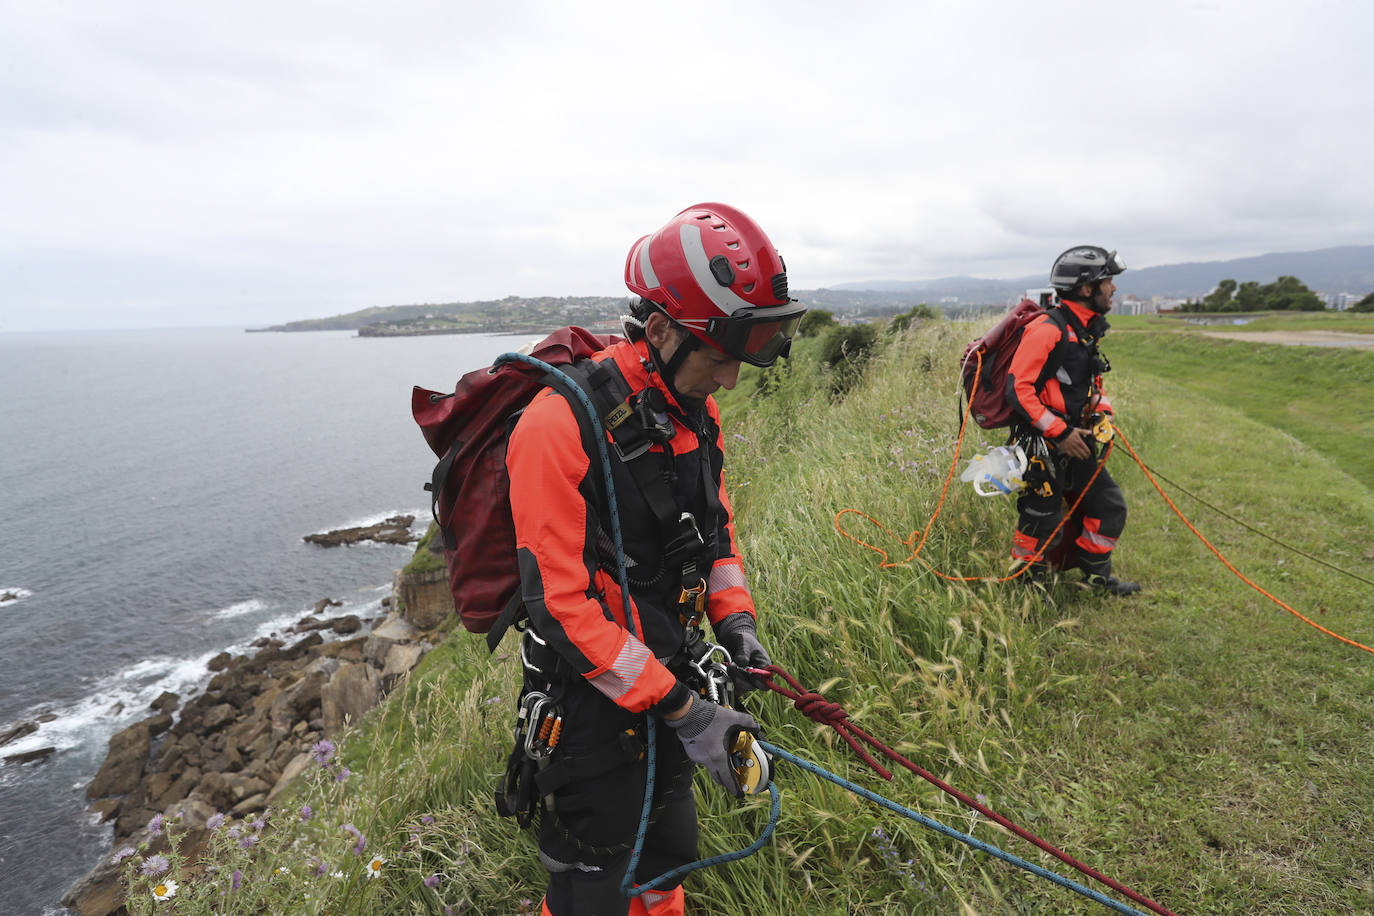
[0,326,539,915]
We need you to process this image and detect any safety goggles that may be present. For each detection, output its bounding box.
[1104,250,1127,275]
[699,302,807,367]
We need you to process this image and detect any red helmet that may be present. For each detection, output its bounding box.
[625,202,806,367]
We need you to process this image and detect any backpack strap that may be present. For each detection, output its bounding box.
[565,358,714,627]
[485,589,526,653]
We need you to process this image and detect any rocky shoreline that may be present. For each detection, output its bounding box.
[57,521,456,916]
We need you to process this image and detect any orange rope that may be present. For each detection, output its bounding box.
[831,348,1374,655]
[834,347,1109,582]
[1112,425,1374,656]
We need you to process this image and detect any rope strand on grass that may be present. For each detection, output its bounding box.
[750,664,1178,916]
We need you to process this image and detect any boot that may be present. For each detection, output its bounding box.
[1077,556,1140,596]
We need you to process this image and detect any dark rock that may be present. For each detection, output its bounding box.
[331,614,362,634]
[207,652,232,672]
[313,597,343,614]
[150,691,180,713]
[292,615,330,632]
[141,712,173,738]
[231,792,269,816]
[199,704,238,732]
[0,721,38,747]
[87,723,150,798]
[4,745,55,765]
[303,514,417,547]
[282,631,324,660]
[321,662,381,737]
[89,798,120,823]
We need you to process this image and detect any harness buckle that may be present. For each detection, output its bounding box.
[677,579,707,627]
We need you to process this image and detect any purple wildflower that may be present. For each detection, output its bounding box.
[424,874,441,888]
[141,855,170,878]
[206,812,226,830]
[335,766,350,783]
[315,860,328,877]
[111,847,135,864]
[231,869,242,892]
[250,817,265,831]
[147,813,164,835]
[238,833,259,851]
[299,804,313,822]
[227,824,241,839]
[341,823,366,855]
[421,815,434,824]
[310,739,336,766]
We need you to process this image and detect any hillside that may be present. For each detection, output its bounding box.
[253,245,1374,335]
[107,318,1374,915]
[832,243,1374,304]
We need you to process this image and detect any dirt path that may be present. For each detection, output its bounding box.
[1201,329,1374,349]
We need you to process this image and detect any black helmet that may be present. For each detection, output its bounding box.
[1050,246,1126,292]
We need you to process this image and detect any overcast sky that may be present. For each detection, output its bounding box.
[3,1,1371,332]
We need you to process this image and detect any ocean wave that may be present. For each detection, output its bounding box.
[0,586,33,607]
[0,649,226,761]
[211,598,268,620]
[0,588,391,787]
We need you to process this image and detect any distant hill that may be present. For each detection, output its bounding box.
[255,245,1374,334]
[832,244,1374,304]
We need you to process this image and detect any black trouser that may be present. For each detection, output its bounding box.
[1015,450,1127,572]
[538,677,697,916]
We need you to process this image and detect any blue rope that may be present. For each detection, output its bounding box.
[760,742,1150,916]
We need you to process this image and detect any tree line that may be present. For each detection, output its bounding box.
[1177,275,1374,312]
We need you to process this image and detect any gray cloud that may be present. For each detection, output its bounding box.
[3,0,1372,331]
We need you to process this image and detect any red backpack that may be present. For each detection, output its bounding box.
[959,299,1070,429]
[411,326,620,642]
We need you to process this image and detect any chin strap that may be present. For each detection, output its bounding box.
[647,332,706,414]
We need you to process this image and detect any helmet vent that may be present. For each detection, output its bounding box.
[737,259,750,269]
[743,282,756,293]
[727,241,740,250]
[771,272,789,301]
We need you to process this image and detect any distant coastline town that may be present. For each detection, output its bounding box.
[248,244,1374,336]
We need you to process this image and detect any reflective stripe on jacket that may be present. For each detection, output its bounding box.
[507,337,754,713]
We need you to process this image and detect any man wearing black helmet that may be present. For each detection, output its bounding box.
[1005,246,1140,597]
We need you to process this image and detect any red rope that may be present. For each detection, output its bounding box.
[753,664,1178,916]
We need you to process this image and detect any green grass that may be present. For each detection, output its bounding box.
[121,319,1374,915]
[1112,311,1374,334]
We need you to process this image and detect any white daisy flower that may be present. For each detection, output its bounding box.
[365,854,385,879]
[151,879,178,901]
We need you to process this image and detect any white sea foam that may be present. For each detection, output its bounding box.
[0,648,225,764]
[0,587,391,790]
[212,598,268,620]
[0,586,33,607]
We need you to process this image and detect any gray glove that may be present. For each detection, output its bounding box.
[665,696,760,797]
[713,612,772,694]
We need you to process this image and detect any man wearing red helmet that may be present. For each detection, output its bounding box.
[1006,245,1140,597]
[506,203,805,915]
